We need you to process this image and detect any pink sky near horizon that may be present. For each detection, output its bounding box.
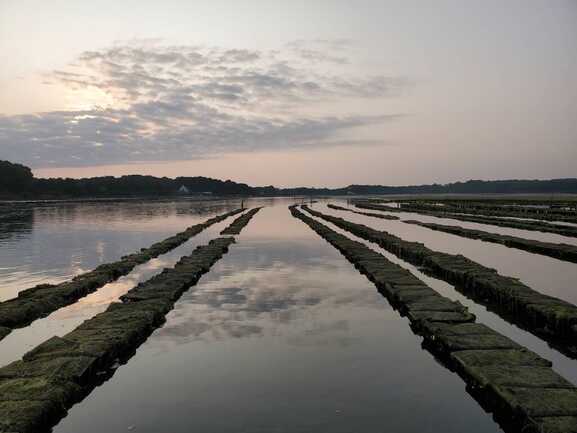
[33,142,576,188]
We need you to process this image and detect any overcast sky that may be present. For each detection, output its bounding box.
[0,0,575,187]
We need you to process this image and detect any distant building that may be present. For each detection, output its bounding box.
[177,185,190,195]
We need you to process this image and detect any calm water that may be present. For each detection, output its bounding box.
[1,198,575,432]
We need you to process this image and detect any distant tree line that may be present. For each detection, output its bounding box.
[0,160,255,198]
[31,175,254,197]
[1,160,577,199]
[342,179,577,195]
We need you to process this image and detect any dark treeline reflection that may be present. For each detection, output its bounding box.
[1,199,239,229]
[0,204,33,243]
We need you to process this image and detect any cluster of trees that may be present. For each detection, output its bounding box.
[0,161,34,195]
[32,176,253,197]
[1,160,577,199]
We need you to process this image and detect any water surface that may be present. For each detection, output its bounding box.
[2,198,575,432]
[53,203,501,433]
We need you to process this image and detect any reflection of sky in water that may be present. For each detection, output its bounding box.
[55,204,502,433]
[155,240,379,346]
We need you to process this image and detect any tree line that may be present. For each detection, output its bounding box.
[1,160,577,199]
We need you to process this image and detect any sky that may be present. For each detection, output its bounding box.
[0,0,576,187]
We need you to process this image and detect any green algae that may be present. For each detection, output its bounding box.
[451,349,552,368]
[327,203,399,220]
[465,365,573,389]
[525,416,577,433]
[220,207,262,235]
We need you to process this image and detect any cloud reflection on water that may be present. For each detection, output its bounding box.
[155,239,385,346]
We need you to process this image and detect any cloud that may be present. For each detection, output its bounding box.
[0,40,410,168]
[285,39,354,64]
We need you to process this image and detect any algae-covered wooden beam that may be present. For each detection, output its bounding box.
[0,236,236,433]
[0,208,243,342]
[220,207,262,235]
[290,205,577,433]
[399,201,577,224]
[302,205,577,357]
[404,219,577,264]
[354,202,577,238]
[327,203,399,220]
